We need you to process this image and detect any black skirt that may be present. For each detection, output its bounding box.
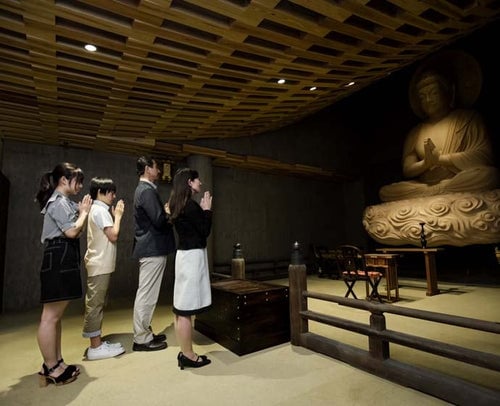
[40,237,82,303]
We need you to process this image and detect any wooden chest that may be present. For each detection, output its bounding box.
[194,279,290,355]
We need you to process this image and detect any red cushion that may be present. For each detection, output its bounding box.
[342,270,382,277]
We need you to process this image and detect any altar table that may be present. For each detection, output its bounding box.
[376,248,443,296]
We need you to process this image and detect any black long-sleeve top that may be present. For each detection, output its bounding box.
[174,199,212,250]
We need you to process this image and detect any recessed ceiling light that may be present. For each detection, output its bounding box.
[277,79,286,84]
[85,44,97,52]
[309,86,317,91]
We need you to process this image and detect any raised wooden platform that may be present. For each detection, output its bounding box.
[194,279,290,355]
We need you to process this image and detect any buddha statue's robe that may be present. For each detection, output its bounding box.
[379,109,499,202]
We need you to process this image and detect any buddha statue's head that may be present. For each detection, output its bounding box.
[415,70,455,119]
[408,50,482,119]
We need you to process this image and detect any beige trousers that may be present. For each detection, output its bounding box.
[82,273,111,337]
[133,256,167,344]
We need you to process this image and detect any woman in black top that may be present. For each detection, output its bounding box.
[168,168,212,369]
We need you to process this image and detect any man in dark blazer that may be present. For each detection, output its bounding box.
[132,156,175,351]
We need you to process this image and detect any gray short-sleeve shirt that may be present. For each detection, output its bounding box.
[40,191,78,243]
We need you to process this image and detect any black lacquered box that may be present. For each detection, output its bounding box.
[194,279,290,355]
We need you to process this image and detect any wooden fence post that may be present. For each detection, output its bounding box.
[369,312,389,359]
[289,241,308,345]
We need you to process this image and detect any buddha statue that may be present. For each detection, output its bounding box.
[379,64,499,202]
[363,51,500,247]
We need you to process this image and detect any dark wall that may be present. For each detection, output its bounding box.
[0,171,9,311]
[2,139,359,311]
[2,143,178,312]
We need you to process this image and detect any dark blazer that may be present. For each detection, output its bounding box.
[132,180,175,259]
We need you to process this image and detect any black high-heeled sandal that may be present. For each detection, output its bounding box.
[58,358,80,375]
[38,361,78,387]
[177,352,211,370]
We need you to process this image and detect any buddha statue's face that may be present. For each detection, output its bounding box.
[416,73,452,119]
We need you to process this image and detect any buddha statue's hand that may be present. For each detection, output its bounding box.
[424,138,439,167]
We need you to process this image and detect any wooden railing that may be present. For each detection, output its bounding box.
[288,263,500,405]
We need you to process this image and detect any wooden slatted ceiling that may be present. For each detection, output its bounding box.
[0,0,499,180]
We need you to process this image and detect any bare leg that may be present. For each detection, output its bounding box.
[90,336,103,348]
[55,319,62,361]
[37,301,74,377]
[175,315,196,360]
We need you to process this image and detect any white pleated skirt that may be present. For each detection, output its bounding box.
[173,248,212,315]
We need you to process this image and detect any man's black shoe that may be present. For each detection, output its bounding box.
[153,333,166,342]
[132,340,167,352]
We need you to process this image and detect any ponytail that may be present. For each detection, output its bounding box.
[35,162,84,210]
[35,171,54,210]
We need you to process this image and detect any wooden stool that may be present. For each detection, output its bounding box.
[364,253,399,302]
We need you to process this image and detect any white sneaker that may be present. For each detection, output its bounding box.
[102,341,123,349]
[87,342,125,360]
